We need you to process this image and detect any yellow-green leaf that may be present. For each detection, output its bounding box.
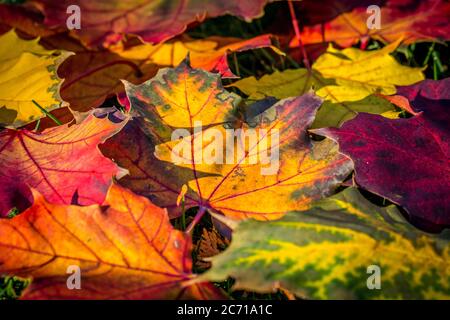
[202,187,450,299]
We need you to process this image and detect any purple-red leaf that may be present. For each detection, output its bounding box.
[314,111,450,230]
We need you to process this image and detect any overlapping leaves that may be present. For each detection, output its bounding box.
[0,109,128,217]
[314,79,450,229]
[0,0,449,302]
[0,183,224,299]
[48,33,281,113]
[232,40,424,127]
[104,61,353,220]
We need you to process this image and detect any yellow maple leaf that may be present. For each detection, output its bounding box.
[314,41,425,102]
[0,30,70,128]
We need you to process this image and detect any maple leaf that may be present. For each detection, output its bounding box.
[202,187,450,299]
[291,0,450,48]
[32,0,283,47]
[102,61,353,220]
[0,29,70,128]
[313,110,450,230]
[0,109,128,218]
[0,183,225,299]
[232,41,423,127]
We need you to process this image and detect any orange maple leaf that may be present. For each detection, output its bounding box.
[0,183,225,299]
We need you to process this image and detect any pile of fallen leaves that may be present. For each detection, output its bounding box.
[0,0,449,300]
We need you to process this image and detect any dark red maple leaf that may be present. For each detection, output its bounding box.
[314,110,450,231]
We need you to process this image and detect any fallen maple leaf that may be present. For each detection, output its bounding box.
[0,109,128,217]
[106,61,353,220]
[0,183,225,299]
[312,41,424,102]
[232,41,423,127]
[0,29,70,127]
[32,0,283,47]
[291,0,450,48]
[125,60,242,130]
[202,187,450,299]
[313,111,450,230]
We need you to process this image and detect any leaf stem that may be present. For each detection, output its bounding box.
[34,119,41,131]
[288,1,310,69]
[31,100,62,126]
[233,52,241,77]
[181,197,186,230]
[423,43,435,66]
[185,206,207,234]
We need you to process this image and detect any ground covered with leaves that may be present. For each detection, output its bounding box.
[0,0,449,300]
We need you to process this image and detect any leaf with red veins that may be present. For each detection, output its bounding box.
[0,183,225,299]
[32,0,281,47]
[313,112,450,230]
[0,110,128,217]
